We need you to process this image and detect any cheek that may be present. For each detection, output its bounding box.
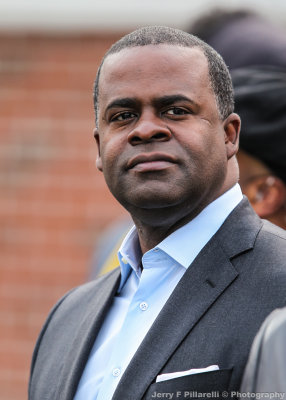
[100,137,124,177]
[179,128,217,162]
[186,131,227,177]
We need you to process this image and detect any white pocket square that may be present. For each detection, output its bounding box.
[156,365,219,383]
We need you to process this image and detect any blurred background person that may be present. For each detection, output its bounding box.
[189,9,286,69]
[232,67,286,229]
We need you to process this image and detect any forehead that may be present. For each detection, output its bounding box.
[98,44,213,105]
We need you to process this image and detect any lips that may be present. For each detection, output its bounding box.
[127,152,177,172]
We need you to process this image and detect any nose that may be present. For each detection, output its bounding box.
[127,114,172,146]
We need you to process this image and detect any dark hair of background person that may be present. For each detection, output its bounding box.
[189,8,286,70]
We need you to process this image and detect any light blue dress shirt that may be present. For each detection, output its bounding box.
[74,184,243,400]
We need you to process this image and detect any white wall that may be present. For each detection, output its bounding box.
[0,0,285,32]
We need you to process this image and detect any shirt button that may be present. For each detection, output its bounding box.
[121,258,128,264]
[140,301,148,311]
[112,368,121,377]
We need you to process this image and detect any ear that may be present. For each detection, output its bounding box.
[223,113,240,159]
[244,175,286,217]
[94,128,103,172]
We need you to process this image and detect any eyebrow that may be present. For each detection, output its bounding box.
[152,94,199,109]
[105,98,139,113]
[104,94,199,113]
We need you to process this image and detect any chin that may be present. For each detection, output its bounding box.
[124,189,184,210]
[120,190,197,224]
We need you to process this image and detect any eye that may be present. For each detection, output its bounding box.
[111,111,137,122]
[164,107,189,116]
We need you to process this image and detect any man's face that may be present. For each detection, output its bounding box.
[95,45,238,224]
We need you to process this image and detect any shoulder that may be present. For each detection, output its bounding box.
[259,218,286,241]
[30,268,120,374]
[31,268,120,382]
[218,197,286,260]
[239,218,286,281]
[252,219,286,264]
[39,267,121,327]
[29,268,121,398]
[217,199,286,292]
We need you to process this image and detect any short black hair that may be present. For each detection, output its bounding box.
[93,26,234,124]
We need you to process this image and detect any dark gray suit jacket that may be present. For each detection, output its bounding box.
[29,199,286,400]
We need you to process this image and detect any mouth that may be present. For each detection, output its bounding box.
[127,152,177,172]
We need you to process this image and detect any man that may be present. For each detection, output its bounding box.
[91,13,286,279]
[29,26,286,399]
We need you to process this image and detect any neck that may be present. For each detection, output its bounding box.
[132,196,214,253]
[132,220,172,254]
[132,178,239,254]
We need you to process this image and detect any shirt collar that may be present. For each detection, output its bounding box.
[118,184,243,291]
[117,226,141,291]
[158,183,243,267]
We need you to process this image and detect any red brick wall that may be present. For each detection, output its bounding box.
[0,32,129,400]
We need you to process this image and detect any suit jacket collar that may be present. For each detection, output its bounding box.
[216,196,262,259]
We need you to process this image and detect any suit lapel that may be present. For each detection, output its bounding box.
[112,198,261,400]
[112,240,238,400]
[56,268,121,400]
